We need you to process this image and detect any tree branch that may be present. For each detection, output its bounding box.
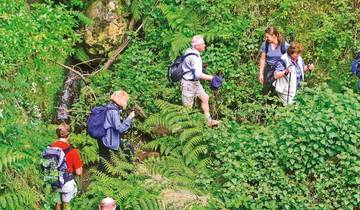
[73,58,106,68]
[100,21,145,72]
[55,62,89,84]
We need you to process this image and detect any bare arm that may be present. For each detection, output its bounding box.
[259,52,266,74]
[199,74,214,81]
[259,52,266,83]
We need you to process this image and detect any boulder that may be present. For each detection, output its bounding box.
[83,0,128,57]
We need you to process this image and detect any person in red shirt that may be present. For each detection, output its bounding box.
[51,123,83,210]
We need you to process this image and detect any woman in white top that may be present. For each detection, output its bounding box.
[273,43,315,105]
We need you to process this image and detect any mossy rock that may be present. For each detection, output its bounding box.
[83,0,128,57]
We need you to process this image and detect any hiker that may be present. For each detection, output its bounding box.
[259,27,290,94]
[351,52,360,90]
[44,123,83,210]
[99,197,116,210]
[97,90,135,170]
[273,43,315,105]
[181,35,220,127]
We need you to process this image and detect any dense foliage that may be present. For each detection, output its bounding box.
[0,0,359,209]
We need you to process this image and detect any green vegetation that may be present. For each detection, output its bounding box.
[0,0,359,209]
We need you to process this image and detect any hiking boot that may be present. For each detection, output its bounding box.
[207,119,221,127]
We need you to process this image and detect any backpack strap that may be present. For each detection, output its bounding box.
[183,52,199,58]
[278,59,287,69]
[280,43,286,54]
[182,53,199,81]
[62,144,76,183]
[265,42,269,54]
[63,144,74,154]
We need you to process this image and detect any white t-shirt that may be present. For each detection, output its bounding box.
[181,48,203,81]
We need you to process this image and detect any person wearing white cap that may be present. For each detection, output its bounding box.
[99,197,116,210]
[98,90,135,171]
[181,35,220,127]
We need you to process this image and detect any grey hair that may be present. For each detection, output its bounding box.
[191,35,205,48]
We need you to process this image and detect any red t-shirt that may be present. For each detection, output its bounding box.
[51,140,83,173]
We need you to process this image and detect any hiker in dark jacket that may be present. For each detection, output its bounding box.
[98,90,135,170]
[259,27,290,95]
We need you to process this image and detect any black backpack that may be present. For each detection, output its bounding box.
[266,59,287,84]
[168,53,198,82]
[351,52,360,78]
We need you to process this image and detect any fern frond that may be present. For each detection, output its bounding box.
[0,185,39,209]
[98,152,134,178]
[195,158,211,171]
[155,100,190,115]
[169,33,190,58]
[182,134,206,156]
[92,169,114,183]
[175,119,202,131]
[185,145,208,166]
[0,148,26,171]
[143,136,175,152]
[179,127,202,143]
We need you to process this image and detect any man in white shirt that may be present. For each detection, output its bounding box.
[181,35,220,127]
[99,197,116,210]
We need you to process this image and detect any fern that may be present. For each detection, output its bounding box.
[79,167,163,210]
[169,32,191,58]
[143,136,178,155]
[182,135,206,156]
[0,188,40,210]
[0,147,26,171]
[0,167,43,210]
[100,151,135,178]
[195,158,211,171]
[143,100,212,167]
[179,127,202,144]
[159,4,203,58]
[70,134,99,165]
[141,156,202,193]
[185,145,208,166]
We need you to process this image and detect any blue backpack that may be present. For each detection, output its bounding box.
[351,52,360,77]
[87,105,118,140]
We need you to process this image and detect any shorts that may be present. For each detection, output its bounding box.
[181,80,208,107]
[54,179,78,203]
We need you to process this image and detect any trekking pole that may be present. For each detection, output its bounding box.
[287,71,291,104]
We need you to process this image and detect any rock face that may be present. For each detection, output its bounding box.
[83,0,127,57]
